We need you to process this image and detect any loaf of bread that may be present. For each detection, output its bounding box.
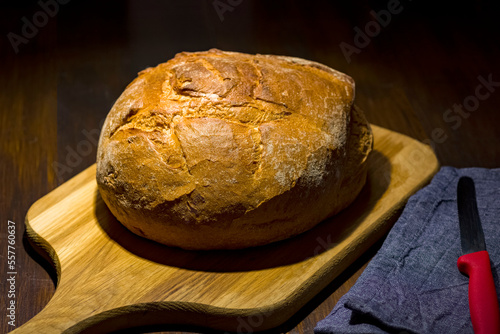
[96,49,373,250]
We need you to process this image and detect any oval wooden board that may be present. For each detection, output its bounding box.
[13,125,439,333]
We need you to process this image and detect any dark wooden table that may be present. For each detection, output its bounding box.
[1,0,499,333]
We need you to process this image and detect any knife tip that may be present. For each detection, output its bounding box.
[458,176,475,189]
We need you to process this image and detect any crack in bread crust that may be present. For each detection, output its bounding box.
[107,49,352,138]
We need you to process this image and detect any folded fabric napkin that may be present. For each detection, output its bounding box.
[315,167,500,334]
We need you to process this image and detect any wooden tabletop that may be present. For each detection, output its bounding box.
[1,1,499,333]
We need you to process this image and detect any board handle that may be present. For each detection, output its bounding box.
[9,295,85,334]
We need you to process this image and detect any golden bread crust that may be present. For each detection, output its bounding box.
[96,49,372,249]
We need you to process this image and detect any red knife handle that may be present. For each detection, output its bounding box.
[458,250,500,334]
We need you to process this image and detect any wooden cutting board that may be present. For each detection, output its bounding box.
[13,125,439,334]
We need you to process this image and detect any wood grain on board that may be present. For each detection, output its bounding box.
[12,125,438,333]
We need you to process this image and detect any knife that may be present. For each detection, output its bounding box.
[457,176,500,334]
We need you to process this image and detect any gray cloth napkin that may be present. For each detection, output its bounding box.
[314,167,500,334]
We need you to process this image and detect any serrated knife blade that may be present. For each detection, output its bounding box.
[458,177,487,254]
[456,176,500,334]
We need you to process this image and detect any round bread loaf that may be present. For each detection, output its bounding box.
[96,49,373,250]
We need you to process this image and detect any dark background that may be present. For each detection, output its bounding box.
[1,0,500,333]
